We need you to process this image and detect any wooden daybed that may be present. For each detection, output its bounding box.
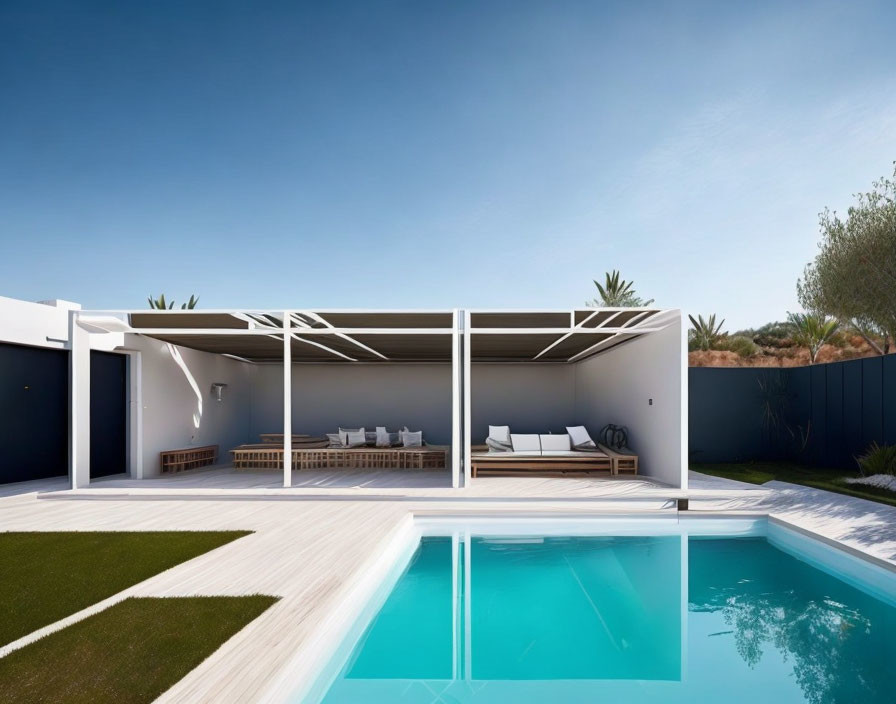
[230,444,448,470]
[470,445,637,478]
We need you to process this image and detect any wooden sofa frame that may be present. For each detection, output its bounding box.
[230,445,448,470]
[470,446,639,478]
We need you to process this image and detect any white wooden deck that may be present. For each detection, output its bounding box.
[52,464,767,503]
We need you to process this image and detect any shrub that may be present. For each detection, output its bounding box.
[734,321,795,349]
[689,314,725,351]
[855,442,896,476]
[715,335,760,358]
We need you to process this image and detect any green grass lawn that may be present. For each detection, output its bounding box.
[691,461,896,507]
[0,531,251,646]
[0,596,278,704]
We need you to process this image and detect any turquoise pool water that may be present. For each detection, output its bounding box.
[315,533,895,703]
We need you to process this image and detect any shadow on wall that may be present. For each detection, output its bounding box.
[166,343,202,430]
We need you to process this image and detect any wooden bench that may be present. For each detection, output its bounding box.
[470,452,613,478]
[230,445,448,471]
[160,445,218,473]
[598,444,639,475]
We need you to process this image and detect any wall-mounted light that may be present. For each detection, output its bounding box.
[211,383,227,402]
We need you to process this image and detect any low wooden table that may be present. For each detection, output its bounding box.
[598,444,639,475]
[160,445,218,473]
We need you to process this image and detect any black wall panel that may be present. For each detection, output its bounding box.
[0,342,68,483]
[90,351,127,478]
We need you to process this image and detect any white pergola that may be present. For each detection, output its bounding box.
[72,307,680,489]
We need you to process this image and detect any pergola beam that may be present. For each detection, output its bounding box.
[565,310,657,362]
[532,309,604,360]
[291,334,357,362]
[123,326,666,336]
[303,312,390,361]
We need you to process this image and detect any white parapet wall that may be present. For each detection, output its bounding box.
[0,296,78,349]
[573,317,686,488]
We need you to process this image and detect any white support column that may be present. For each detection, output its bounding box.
[124,349,143,479]
[678,312,689,491]
[451,309,461,488]
[69,311,91,489]
[283,312,292,488]
[463,310,472,486]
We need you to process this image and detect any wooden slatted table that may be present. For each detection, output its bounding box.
[230,445,448,470]
[160,445,218,473]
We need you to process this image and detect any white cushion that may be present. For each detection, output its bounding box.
[339,426,365,446]
[511,434,541,452]
[403,430,423,447]
[488,425,511,443]
[566,426,595,448]
[345,430,366,447]
[540,434,571,451]
[376,426,391,448]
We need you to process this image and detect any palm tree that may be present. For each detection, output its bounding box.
[148,294,199,310]
[588,270,654,307]
[689,314,726,351]
[787,312,838,364]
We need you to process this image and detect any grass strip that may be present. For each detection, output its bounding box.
[0,531,251,646]
[692,461,896,508]
[0,596,278,704]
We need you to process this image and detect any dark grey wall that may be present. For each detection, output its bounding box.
[0,342,69,482]
[689,355,896,467]
[0,343,132,485]
[90,351,127,478]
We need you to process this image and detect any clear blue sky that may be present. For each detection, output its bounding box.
[2,0,895,330]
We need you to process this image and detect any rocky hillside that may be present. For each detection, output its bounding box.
[689,331,888,367]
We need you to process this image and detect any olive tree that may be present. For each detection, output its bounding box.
[797,165,896,354]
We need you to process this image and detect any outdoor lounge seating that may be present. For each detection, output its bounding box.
[230,430,446,470]
[470,427,637,478]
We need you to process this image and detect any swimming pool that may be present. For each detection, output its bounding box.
[294,517,896,703]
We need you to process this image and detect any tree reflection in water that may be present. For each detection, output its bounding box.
[689,538,892,704]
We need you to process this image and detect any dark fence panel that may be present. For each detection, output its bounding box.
[688,367,787,463]
[884,357,896,444]
[690,355,896,468]
[0,342,68,483]
[843,361,863,462]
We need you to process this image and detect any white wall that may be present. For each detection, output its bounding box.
[470,363,576,442]
[573,318,686,488]
[125,334,254,477]
[250,363,453,444]
[0,296,77,349]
